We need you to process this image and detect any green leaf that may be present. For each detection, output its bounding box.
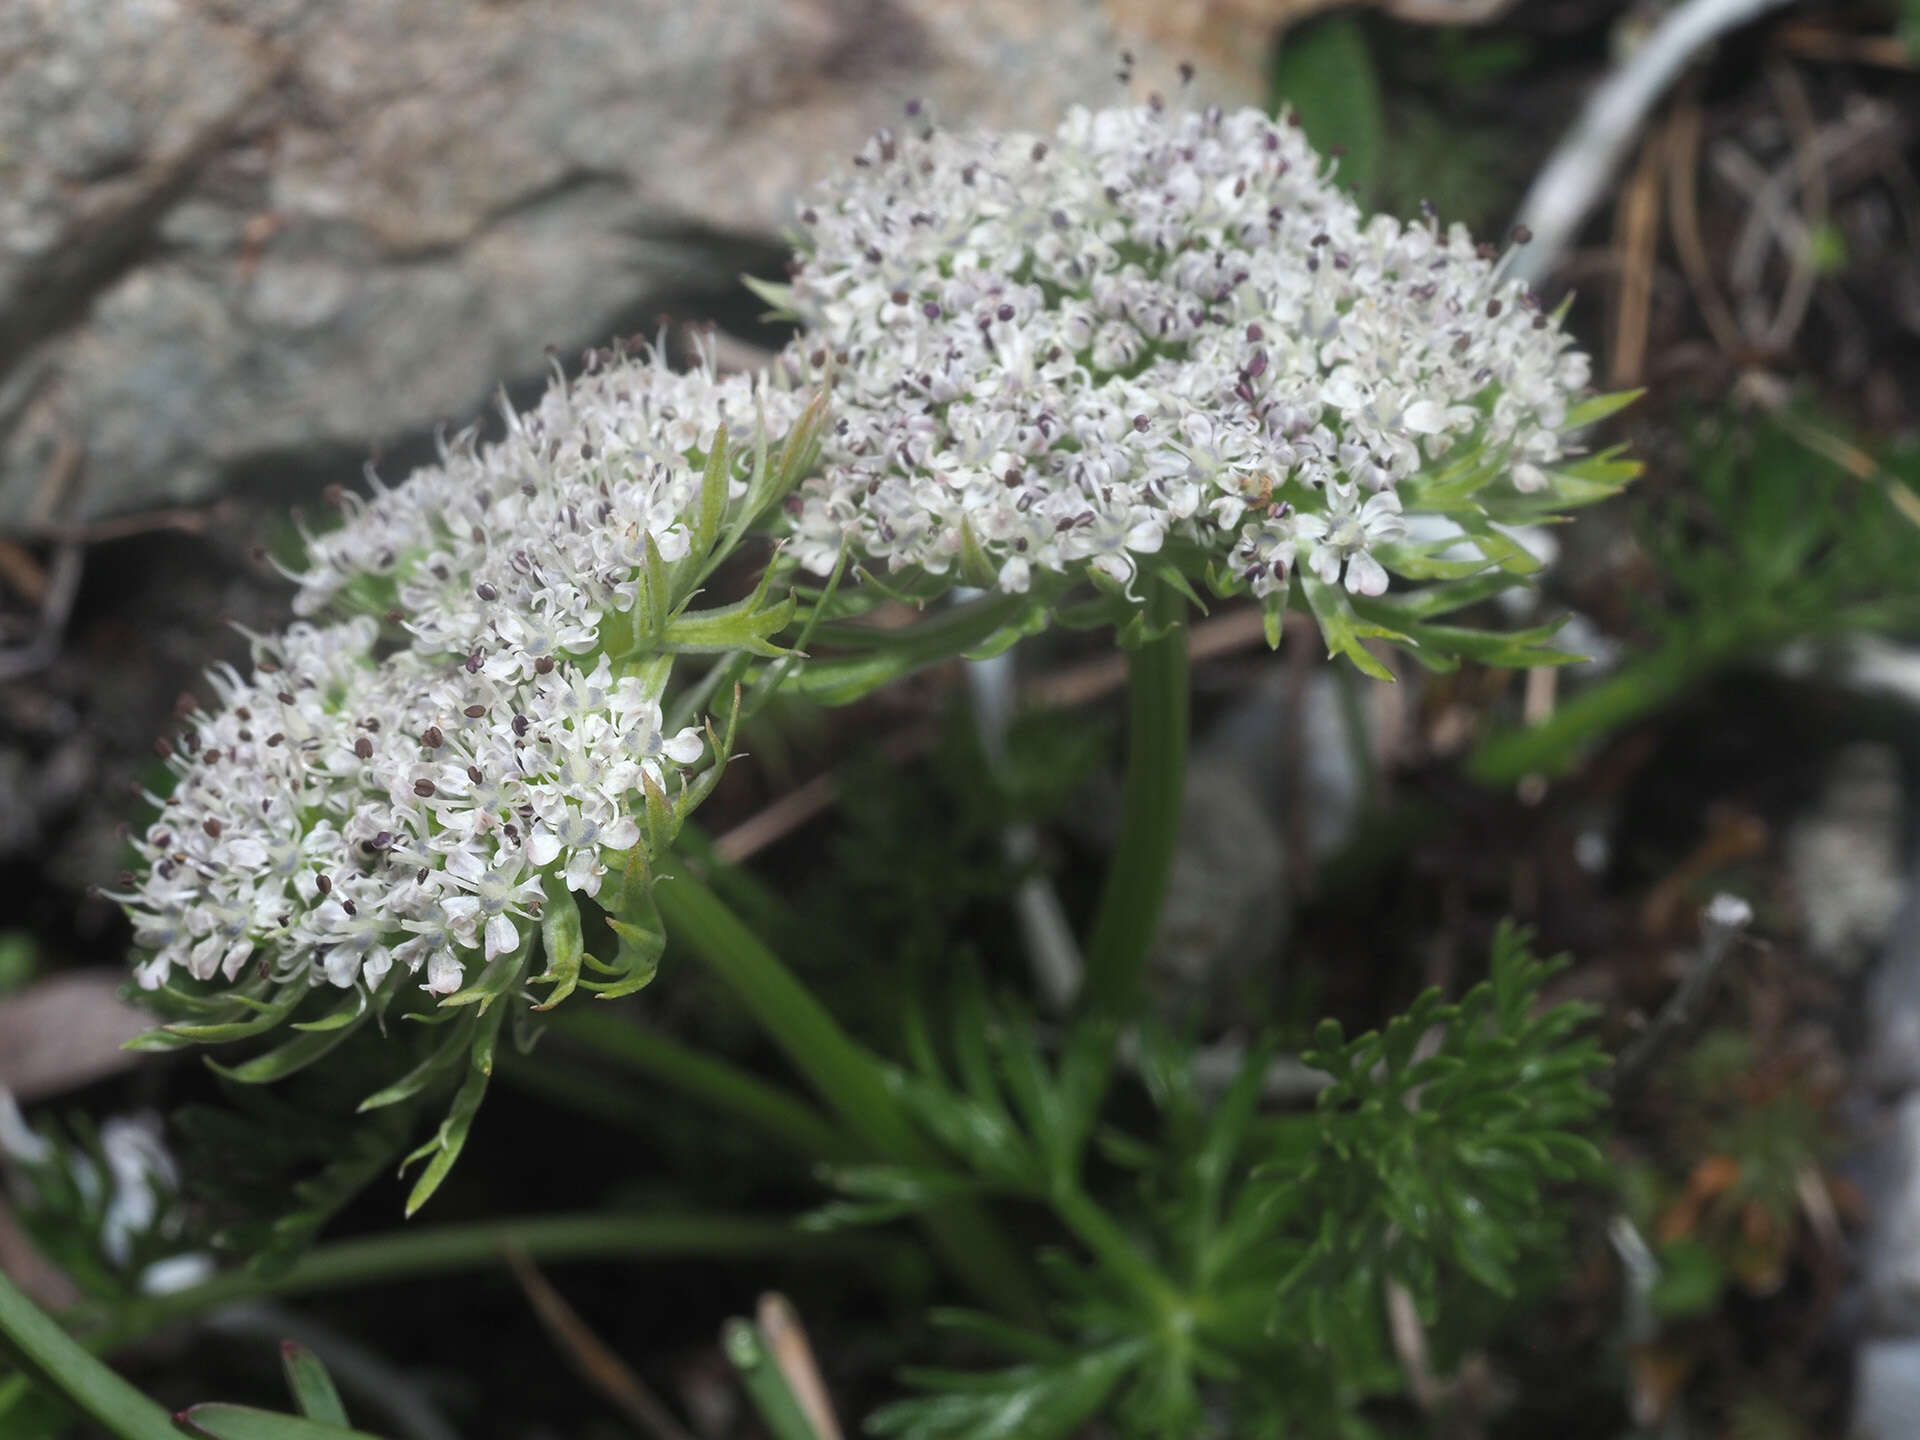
[174,1404,385,1440]
[278,1343,347,1427]
[0,1267,179,1440]
[1271,14,1383,203]
[1650,1238,1728,1318]
[803,1165,988,1229]
[869,1340,1146,1440]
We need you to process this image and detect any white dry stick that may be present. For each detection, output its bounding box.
[1508,0,1797,289]
[962,617,1085,1013]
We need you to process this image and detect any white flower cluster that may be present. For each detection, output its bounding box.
[779,101,1593,601]
[119,347,803,999]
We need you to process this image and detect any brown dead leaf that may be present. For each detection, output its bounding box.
[1655,1153,1742,1243]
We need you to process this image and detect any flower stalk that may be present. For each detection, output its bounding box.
[654,872,1046,1320]
[1083,580,1190,1019]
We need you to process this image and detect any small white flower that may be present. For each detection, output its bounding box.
[1295,485,1407,597]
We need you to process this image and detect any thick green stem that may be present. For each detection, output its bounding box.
[1083,586,1189,1017]
[0,1268,178,1440]
[87,1213,852,1355]
[525,1008,854,1162]
[654,873,1046,1321]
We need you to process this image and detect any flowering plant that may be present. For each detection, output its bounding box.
[5,97,1629,1440]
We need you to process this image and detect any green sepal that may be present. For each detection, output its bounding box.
[1051,593,1130,632]
[594,843,652,920]
[1358,569,1527,621]
[204,977,393,1085]
[957,519,999,589]
[1372,541,1493,581]
[588,905,666,1000]
[746,548,848,718]
[1300,571,1402,682]
[1150,560,1209,616]
[662,586,796,658]
[1450,513,1544,575]
[400,980,513,1216]
[131,983,306,1048]
[1488,447,1643,518]
[356,1014,476,1112]
[642,531,672,642]
[786,592,1046,706]
[740,274,799,320]
[640,768,676,858]
[289,989,372,1034]
[1399,447,1505,513]
[532,872,586,1011]
[691,421,733,564]
[1349,601,1584,670]
[437,929,535,1012]
[149,980,281,1017]
[1563,387,1643,429]
[711,389,829,574]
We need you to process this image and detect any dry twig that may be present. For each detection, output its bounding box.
[505,1245,696,1440]
[756,1294,844,1440]
[1509,0,1797,288]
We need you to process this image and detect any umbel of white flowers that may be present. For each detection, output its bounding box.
[773,99,1591,601]
[116,97,1602,1012]
[115,348,810,1001]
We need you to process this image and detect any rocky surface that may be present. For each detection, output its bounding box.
[0,0,1263,531]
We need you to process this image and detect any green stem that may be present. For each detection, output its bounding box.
[527,1008,854,1162]
[654,873,1046,1321]
[1083,584,1189,1017]
[88,1213,852,1354]
[0,1267,177,1440]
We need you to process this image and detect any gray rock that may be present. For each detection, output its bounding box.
[1787,743,1906,976]
[1864,855,1920,1094]
[1152,759,1289,1023]
[1863,1093,1920,1333]
[1855,1335,1920,1439]
[0,0,1262,529]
